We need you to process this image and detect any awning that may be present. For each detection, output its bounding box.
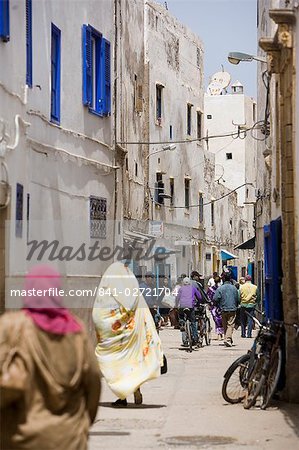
[123,230,155,244]
[234,236,255,250]
[221,249,238,260]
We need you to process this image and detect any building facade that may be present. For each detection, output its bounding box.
[257,0,299,401]
[204,79,256,279]
[0,0,115,331]
[1,1,258,325]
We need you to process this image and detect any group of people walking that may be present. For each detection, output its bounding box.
[208,271,259,346]
[0,262,258,449]
[171,269,258,348]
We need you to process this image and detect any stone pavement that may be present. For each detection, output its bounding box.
[89,327,299,450]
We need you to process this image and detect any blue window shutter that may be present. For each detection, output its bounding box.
[26,0,32,87]
[0,0,10,41]
[103,38,111,115]
[82,24,92,106]
[99,37,111,116]
[51,24,61,124]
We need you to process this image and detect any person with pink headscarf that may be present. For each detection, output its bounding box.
[0,265,101,450]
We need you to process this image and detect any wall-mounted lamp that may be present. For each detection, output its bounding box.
[146,144,176,160]
[228,52,267,65]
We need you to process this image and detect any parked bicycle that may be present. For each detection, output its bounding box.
[244,317,284,410]
[222,312,285,409]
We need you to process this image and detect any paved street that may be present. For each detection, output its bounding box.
[89,328,299,450]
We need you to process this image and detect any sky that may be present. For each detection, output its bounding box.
[161,0,258,98]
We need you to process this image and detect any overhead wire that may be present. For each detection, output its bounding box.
[118,124,258,146]
[164,138,235,180]
[148,182,254,209]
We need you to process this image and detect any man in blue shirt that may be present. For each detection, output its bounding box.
[214,272,239,347]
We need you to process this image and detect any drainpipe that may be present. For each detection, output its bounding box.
[112,0,119,255]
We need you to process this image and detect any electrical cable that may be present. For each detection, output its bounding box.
[117,120,268,146]
[165,138,235,180]
[118,129,248,145]
[148,182,253,209]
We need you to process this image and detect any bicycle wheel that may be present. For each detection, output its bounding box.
[260,348,282,410]
[222,353,250,404]
[243,356,266,409]
[197,318,204,347]
[186,320,193,352]
[204,317,211,346]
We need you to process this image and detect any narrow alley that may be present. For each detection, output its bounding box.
[89,329,299,450]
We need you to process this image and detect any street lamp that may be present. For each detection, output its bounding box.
[228,52,267,65]
[146,144,176,160]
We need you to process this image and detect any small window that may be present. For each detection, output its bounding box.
[226,153,232,160]
[253,103,256,122]
[207,114,212,119]
[187,104,192,136]
[198,193,203,223]
[184,178,190,209]
[16,183,24,238]
[26,0,32,87]
[51,23,61,124]
[90,196,107,238]
[125,157,128,171]
[135,162,138,177]
[156,84,163,122]
[155,173,164,205]
[0,0,9,42]
[211,201,214,226]
[197,111,202,140]
[170,178,174,206]
[170,125,173,140]
[206,253,211,261]
[82,25,111,116]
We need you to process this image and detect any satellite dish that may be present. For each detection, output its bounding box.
[211,71,231,88]
[207,81,223,96]
[207,71,231,96]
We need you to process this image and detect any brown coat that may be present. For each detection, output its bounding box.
[0,311,101,450]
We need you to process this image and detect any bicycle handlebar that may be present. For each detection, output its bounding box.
[244,310,263,329]
[245,310,299,337]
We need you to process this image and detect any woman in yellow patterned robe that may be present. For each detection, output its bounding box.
[92,261,163,406]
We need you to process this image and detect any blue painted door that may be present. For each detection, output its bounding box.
[264,217,283,320]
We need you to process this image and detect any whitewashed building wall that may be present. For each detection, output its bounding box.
[0,0,115,326]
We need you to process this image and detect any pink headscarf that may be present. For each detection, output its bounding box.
[23,265,82,335]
